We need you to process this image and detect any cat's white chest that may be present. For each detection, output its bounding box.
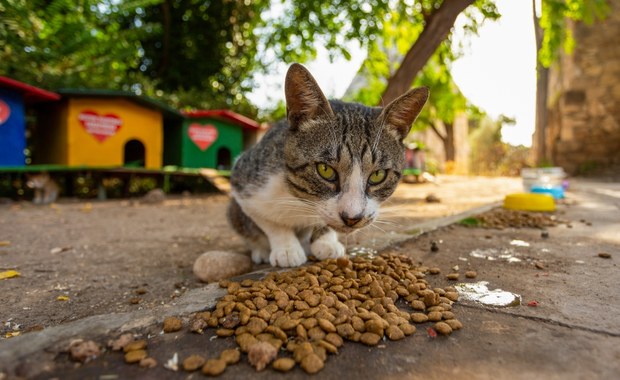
[233,174,319,228]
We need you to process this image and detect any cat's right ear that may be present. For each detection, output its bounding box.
[285,63,334,130]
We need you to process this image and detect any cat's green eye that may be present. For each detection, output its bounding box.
[368,169,387,185]
[317,163,337,181]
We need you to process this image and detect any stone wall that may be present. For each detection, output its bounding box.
[539,0,620,174]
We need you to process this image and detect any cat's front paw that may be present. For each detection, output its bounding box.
[310,237,345,260]
[269,242,307,267]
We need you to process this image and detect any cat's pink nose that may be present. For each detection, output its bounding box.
[340,213,363,227]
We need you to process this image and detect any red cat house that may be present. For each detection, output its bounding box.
[0,76,60,166]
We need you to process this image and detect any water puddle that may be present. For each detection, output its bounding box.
[510,239,530,247]
[347,246,377,259]
[456,281,521,307]
[469,248,522,263]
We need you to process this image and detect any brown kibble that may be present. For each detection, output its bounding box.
[446,273,459,281]
[360,332,382,346]
[318,339,338,354]
[445,319,463,330]
[465,271,477,278]
[123,339,147,353]
[163,316,182,333]
[386,325,405,341]
[308,326,327,341]
[300,353,324,374]
[202,359,227,376]
[325,332,344,347]
[294,342,314,363]
[236,333,258,353]
[598,252,611,259]
[139,357,157,368]
[273,357,296,372]
[183,354,206,372]
[428,267,441,275]
[398,323,416,336]
[124,349,147,364]
[247,317,268,335]
[248,341,278,371]
[336,256,350,268]
[220,349,240,365]
[216,328,235,337]
[434,321,453,335]
[364,319,385,336]
[423,292,440,307]
[337,323,355,337]
[445,292,459,302]
[411,300,426,311]
[317,318,337,333]
[427,311,443,322]
[411,313,429,323]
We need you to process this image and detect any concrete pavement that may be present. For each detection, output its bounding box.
[1,178,619,379]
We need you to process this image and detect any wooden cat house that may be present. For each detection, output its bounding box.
[0,76,60,166]
[34,89,183,169]
[164,110,262,170]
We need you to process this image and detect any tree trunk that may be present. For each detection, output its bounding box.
[379,0,474,105]
[533,0,549,165]
[443,122,455,162]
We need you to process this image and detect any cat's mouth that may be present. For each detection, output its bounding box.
[328,218,373,233]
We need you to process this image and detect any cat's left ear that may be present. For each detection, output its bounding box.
[378,87,429,141]
[285,63,334,130]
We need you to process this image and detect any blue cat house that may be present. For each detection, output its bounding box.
[0,76,60,166]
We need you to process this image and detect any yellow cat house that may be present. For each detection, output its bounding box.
[35,89,182,169]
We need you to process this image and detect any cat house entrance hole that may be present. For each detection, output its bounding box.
[124,139,145,167]
[216,147,232,170]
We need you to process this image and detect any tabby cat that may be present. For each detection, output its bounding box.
[229,63,428,267]
[26,172,60,205]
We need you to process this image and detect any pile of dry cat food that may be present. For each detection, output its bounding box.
[176,253,462,375]
[464,208,564,229]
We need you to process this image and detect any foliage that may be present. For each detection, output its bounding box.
[538,0,609,67]
[469,116,531,176]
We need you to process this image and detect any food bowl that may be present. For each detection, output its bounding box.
[503,193,556,212]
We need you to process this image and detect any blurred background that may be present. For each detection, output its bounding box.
[0,0,618,200]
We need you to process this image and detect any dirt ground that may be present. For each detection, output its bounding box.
[0,175,521,335]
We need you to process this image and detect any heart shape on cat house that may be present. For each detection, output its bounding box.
[165,109,263,170]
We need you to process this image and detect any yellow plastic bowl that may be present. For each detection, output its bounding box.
[503,193,555,212]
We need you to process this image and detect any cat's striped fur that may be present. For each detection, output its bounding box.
[229,63,428,267]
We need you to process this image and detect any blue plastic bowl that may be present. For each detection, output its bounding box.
[530,185,565,199]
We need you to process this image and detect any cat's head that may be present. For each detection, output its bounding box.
[283,63,428,233]
[26,173,51,189]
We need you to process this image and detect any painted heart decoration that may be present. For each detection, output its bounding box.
[0,99,11,125]
[78,110,122,142]
[188,123,218,151]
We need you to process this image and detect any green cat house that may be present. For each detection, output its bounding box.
[165,110,262,170]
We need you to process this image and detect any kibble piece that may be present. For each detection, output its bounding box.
[442,311,455,320]
[123,339,147,353]
[247,317,268,336]
[428,267,441,275]
[336,323,355,337]
[465,271,477,279]
[125,349,148,364]
[398,323,416,336]
[364,319,385,336]
[411,300,426,311]
[220,349,241,365]
[236,333,258,353]
[427,311,443,322]
[385,325,405,341]
[202,359,227,376]
[216,328,235,337]
[318,340,338,354]
[325,332,344,347]
[273,357,296,372]
[423,292,440,307]
[434,322,453,335]
[598,252,611,259]
[359,332,382,346]
[445,319,463,330]
[163,317,182,333]
[300,353,324,374]
[294,342,314,362]
[317,318,337,333]
[445,292,459,302]
[446,273,459,281]
[183,354,206,372]
[411,313,429,323]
